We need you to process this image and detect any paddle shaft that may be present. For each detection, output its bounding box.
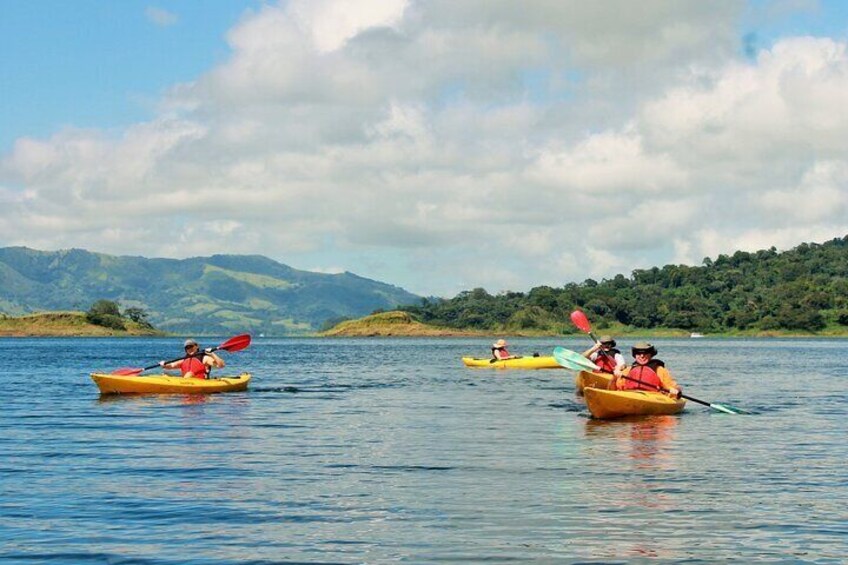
[142,350,210,372]
[112,334,252,376]
[615,373,679,397]
[153,337,245,370]
[615,373,737,413]
[490,356,523,362]
[570,310,615,361]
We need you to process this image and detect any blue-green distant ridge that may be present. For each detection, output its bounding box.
[0,247,420,335]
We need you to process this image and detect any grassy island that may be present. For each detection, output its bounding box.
[320,311,488,337]
[0,312,166,337]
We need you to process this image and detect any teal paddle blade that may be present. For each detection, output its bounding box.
[709,402,749,415]
[553,347,599,371]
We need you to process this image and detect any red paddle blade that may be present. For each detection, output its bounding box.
[570,310,592,333]
[217,333,251,352]
[111,367,144,376]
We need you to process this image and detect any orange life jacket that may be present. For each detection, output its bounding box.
[621,359,664,391]
[180,356,208,379]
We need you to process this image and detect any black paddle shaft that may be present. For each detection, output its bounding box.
[619,374,713,407]
[143,348,217,371]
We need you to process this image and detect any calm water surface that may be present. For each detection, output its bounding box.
[0,337,846,563]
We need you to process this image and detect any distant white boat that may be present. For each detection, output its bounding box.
[690,332,704,338]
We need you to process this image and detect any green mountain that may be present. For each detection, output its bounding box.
[0,247,420,335]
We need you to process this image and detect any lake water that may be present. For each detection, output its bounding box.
[0,336,846,564]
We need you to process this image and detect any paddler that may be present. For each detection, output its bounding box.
[581,335,625,374]
[609,342,681,399]
[160,338,225,379]
[491,339,518,360]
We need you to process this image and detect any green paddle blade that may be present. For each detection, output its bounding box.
[553,347,599,371]
[710,402,749,415]
[679,392,749,414]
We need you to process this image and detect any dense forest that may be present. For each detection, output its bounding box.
[399,236,848,334]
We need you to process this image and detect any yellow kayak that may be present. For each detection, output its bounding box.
[462,356,563,369]
[90,373,251,395]
[583,387,685,419]
[575,370,613,393]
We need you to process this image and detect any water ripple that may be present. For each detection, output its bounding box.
[0,336,846,563]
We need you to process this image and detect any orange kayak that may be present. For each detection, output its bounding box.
[583,387,685,419]
[90,373,251,395]
[575,370,613,393]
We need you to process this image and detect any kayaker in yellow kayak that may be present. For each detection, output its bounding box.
[159,338,225,379]
[492,339,518,360]
[610,342,681,399]
[581,335,625,374]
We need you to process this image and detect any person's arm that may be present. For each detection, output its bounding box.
[609,366,628,390]
[204,350,225,369]
[160,359,180,370]
[657,366,681,398]
[613,353,626,372]
[581,343,600,359]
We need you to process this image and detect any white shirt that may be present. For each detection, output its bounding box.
[590,350,626,369]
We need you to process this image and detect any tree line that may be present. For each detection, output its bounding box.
[399,236,848,334]
[86,300,154,331]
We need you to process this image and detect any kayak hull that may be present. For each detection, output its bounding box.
[583,387,685,419]
[575,370,613,393]
[90,373,251,395]
[462,356,563,369]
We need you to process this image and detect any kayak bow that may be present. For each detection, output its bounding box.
[575,370,613,393]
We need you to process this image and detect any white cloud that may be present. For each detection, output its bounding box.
[146,6,178,27]
[759,160,848,222]
[2,1,848,297]
[288,0,408,53]
[528,129,688,195]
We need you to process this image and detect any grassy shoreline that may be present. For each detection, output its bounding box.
[0,311,166,337]
[319,311,848,338]
[2,309,845,338]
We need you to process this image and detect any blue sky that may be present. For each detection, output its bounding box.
[2,1,848,297]
[0,1,252,150]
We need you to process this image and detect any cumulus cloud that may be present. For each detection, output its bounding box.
[759,160,848,222]
[2,0,847,296]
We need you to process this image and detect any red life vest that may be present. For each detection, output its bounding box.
[492,347,511,360]
[594,349,621,373]
[621,360,664,391]
[180,356,208,379]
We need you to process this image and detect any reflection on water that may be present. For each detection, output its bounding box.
[585,415,679,466]
[0,336,846,563]
[582,416,681,561]
[96,393,221,406]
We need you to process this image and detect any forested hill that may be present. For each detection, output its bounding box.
[400,236,848,334]
[0,247,419,335]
